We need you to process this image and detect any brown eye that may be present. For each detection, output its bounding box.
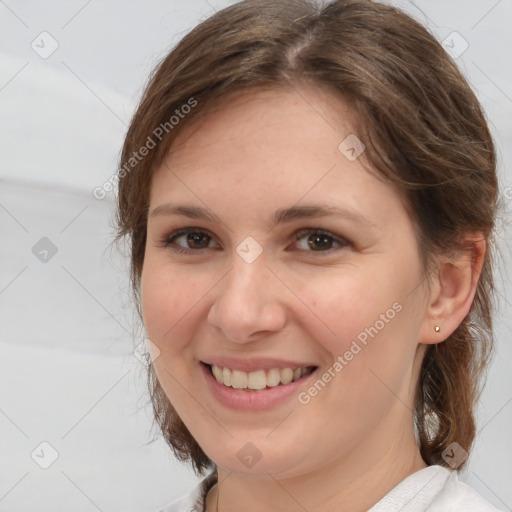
[294,228,350,253]
[163,228,218,253]
[307,232,335,251]
[184,232,211,249]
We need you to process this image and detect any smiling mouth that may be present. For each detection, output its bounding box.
[201,362,317,391]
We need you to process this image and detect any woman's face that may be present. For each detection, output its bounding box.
[141,85,431,478]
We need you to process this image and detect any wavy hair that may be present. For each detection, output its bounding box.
[115,0,499,475]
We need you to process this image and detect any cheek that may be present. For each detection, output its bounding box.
[140,258,201,348]
[291,266,399,352]
[291,261,421,388]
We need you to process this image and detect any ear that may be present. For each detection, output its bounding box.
[420,233,486,345]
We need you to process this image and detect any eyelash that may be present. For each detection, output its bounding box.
[160,227,351,256]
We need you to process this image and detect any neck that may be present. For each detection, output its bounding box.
[206,425,427,512]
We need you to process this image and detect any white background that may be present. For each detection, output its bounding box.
[0,1,511,511]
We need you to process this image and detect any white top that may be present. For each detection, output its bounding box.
[159,464,503,512]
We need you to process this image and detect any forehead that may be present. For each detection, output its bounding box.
[168,83,358,158]
[149,84,406,233]
[155,84,364,190]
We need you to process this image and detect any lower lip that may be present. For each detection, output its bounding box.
[200,362,318,411]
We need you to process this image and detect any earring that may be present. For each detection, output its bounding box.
[434,325,440,332]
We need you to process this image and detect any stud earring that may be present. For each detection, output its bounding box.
[434,325,440,332]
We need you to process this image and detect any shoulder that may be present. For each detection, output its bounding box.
[427,468,503,512]
[158,472,217,512]
[370,465,503,512]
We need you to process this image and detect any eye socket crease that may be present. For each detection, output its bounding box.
[148,203,378,231]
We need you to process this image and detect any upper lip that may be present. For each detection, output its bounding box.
[201,357,318,373]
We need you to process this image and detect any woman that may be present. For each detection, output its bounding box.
[115,0,504,510]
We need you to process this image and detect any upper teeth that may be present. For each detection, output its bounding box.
[211,364,313,389]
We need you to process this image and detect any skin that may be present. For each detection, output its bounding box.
[140,84,485,512]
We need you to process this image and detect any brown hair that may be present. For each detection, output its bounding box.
[115,0,499,476]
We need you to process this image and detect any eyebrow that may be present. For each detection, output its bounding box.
[149,203,376,228]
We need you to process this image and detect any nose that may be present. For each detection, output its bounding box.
[207,253,287,344]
